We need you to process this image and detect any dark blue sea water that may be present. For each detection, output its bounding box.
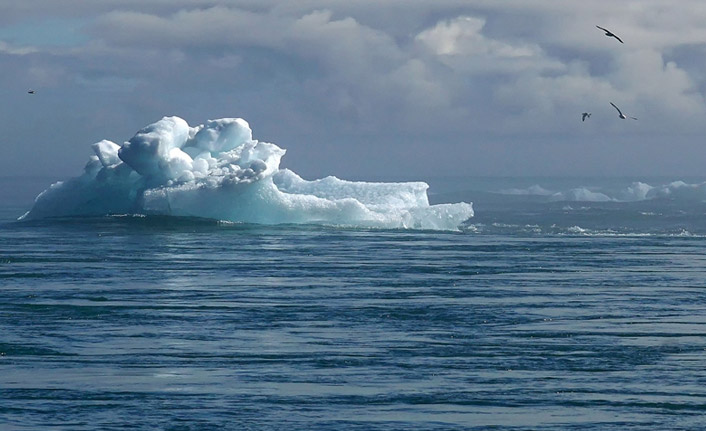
[3,176,706,430]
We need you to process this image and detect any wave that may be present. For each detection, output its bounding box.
[19,116,473,231]
[463,222,705,238]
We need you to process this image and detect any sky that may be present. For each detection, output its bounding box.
[2,0,706,180]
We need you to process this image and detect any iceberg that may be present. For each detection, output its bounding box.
[20,116,473,230]
[498,181,706,203]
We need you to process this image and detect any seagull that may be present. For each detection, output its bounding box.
[596,25,624,44]
[27,89,35,94]
[610,102,637,120]
[582,112,591,122]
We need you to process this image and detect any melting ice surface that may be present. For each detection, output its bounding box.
[20,116,473,230]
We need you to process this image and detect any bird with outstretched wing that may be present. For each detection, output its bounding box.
[610,102,637,120]
[596,25,624,43]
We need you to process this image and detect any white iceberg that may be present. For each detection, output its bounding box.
[21,116,473,230]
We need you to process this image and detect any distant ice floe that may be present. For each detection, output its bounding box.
[499,181,706,203]
[20,116,473,230]
[499,185,554,196]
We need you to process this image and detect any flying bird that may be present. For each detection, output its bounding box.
[27,89,35,94]
[582,112,591,122]
[610,102,637,120]
[596,25,624,44]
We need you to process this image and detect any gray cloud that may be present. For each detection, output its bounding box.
[2,1,706,180]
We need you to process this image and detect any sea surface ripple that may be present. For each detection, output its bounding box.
[2,178,706,430]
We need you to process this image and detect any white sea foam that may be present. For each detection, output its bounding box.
[566,225,589,234]
[20,116,473,230]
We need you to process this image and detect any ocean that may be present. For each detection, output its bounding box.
[2,175,706,430]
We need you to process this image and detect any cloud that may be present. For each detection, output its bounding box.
[0,40,37,55]
[86,6,452,130]
[34,4,706,132]
[613,49,705,114]
[417,16,536,58]
[415,15,564,76]
[3,1,706,178]
[91,7,404,76]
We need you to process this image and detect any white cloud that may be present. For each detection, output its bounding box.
[415,15,564,76]
[417,16,534,58]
